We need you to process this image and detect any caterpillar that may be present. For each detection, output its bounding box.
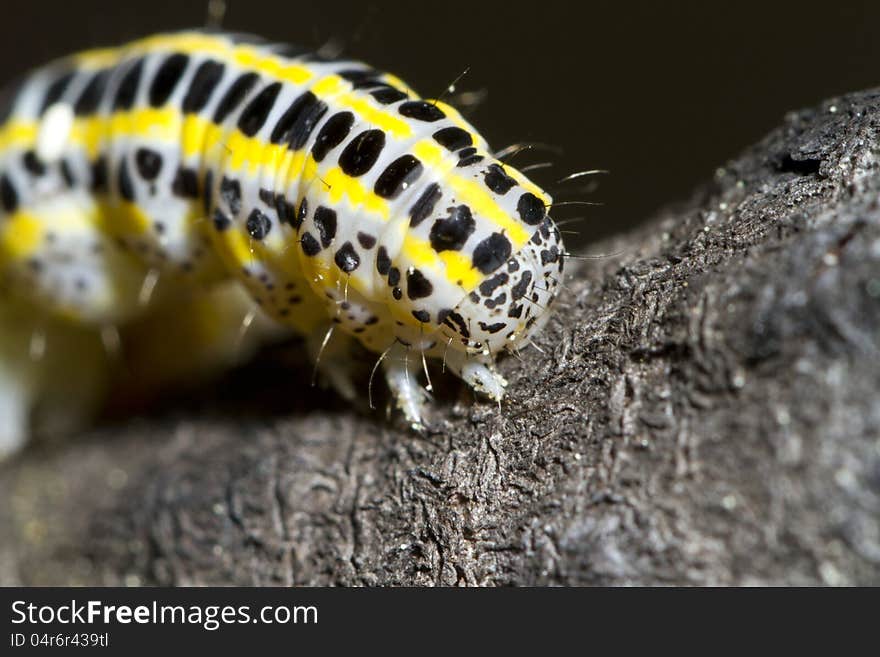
[0,30,564,457]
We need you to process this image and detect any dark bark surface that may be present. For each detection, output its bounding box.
[2,89,879,586]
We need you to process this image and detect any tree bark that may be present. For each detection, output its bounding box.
[2,89,879,586]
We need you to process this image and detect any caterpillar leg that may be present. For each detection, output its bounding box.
[442,348,508,402]
[0,300,43,457]
[0,298,109,459]
[0,362,31,458]
[382,342,431,428]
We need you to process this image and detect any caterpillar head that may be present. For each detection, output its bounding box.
[386,160,564,396]
[436,215,564,357]
[340,141,564,399]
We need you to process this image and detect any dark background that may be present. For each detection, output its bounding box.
[2,0,878,245]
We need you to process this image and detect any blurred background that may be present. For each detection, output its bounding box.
[2,0,878,245]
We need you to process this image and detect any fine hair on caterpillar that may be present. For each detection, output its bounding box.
[0,29,576,458]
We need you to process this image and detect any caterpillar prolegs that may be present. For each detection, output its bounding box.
[0,31,564,457]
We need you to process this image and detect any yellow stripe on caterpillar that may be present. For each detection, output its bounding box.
[0,211,44,262]
[413,140,531,247]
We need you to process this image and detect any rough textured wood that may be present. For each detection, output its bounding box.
[2,89,879,586]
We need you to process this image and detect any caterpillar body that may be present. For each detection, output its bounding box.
[0,30,564,457]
